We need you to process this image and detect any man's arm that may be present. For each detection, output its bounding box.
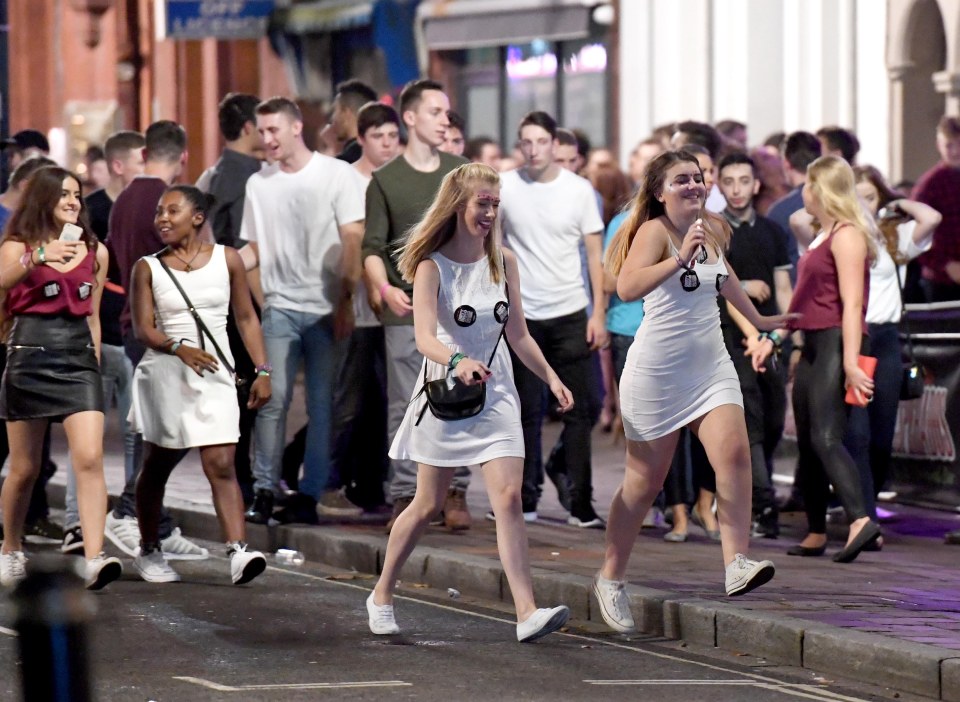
[362,175,411,317]
[333,219,364,340]
[583,231,608,349]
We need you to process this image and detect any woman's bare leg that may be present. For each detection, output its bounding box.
[62,411,108,559]
[1,420,48,553]
[199,444,245,543]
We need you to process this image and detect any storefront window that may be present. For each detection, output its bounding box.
[561,40,608,148]
[505,41,557,143]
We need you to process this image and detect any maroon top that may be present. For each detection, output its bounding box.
[6,247,96,317]
[914,162,960,285]
[788,225,869,331]
[106,176,167,337]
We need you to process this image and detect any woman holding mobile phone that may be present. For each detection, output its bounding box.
[0,165,121,589]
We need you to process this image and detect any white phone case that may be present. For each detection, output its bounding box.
[59,223,83,241]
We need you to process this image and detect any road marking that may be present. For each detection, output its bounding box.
[584,679,851,700]
[587,679,767,684]
[230,561,872,702]
[173,677,411,692]
[0,626,17,637]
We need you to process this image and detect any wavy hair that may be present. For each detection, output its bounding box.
[605,150,728,275]
[852,164,906,264]
[4,166,97,252]
[806,155,877,261]
[395,163,504,284]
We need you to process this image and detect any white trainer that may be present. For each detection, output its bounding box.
[517,606,569,642]
[593,573,635,633]
[104,513,141,557]
[133,549,181,583]
[366,592,399,635]
[229,544,266,585]
[160,528,209,561]
[0,550,27,587]
[85,553,122,591]
[725,553,775,596]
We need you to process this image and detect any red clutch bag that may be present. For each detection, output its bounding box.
[845,355,877,407]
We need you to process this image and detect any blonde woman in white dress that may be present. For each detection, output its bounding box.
[365,164,574,643]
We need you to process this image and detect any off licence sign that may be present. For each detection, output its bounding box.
[163,0,275,40]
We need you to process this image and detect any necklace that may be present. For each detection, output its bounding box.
[169,243,203,272]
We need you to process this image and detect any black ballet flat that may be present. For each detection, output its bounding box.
[832,520,882,563]
[786,543,826,557]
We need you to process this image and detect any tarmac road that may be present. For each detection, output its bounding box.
[0,541,917,702]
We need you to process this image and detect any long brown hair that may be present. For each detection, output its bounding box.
[605,150,728,275]
[853,164,906,264]
[4,166,97,252]
[395,163,504,284]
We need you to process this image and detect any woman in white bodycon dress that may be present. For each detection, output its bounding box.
[366,164,574,643]
[592,151,796,633]
[129,185,272,586]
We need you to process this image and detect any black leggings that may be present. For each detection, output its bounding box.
[793,328,867,534]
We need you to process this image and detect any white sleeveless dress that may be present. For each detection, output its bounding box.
[619,242,742,441]
[130,245,240,448]
[390,252,523,467]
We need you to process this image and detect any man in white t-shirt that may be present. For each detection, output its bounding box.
[499,110,607,528]
[239,97,365,525]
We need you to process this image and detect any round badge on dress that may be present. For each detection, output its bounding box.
[454,305,477,326]
[680,270,700,292]
[715,274,728,292]
[493,300,509,324]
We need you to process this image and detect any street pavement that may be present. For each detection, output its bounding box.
[33,400,960,701]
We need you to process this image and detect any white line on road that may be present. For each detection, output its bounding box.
[231,561,872,702]
[173,677,411,692]
[0,626,17,637]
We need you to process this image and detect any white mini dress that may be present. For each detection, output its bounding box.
[619,243,743,441]
[130,246,240,449]
[390,252,523,467]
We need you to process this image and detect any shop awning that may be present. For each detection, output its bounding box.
[417,0,601,50]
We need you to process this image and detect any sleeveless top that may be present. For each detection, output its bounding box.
[788,225,869,331]
[6,246,97,317]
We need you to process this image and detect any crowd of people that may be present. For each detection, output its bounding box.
[0,76,958,641]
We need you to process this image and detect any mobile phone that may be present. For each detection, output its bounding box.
[59,223,83,241]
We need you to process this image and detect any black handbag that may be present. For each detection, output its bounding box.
[155,253,251,404]
[414,285,509,425]
[894,262,925,400]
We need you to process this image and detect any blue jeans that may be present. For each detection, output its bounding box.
[65,343,139,526]
[253,306,338,501]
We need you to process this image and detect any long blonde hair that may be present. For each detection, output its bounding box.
[395,163,504,284]
[806,155,878,261]
[605,150,729,275]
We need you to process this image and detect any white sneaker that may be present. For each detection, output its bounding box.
[0,550,27,587]
[134,548,181,583]
[517,606,569,642]
[85,553,122,591]
[229,544,266,585]
[160,528,209,561]
[366,592,399,635]
[523,511,538,523]
[104,513,141,557]
[592,573,635,633]
[725,553,775,596]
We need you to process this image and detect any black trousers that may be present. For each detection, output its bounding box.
[511,309,598,515]
[792,328,868,534]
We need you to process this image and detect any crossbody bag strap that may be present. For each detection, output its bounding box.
[155,252,236,376]
[893,260,917,363]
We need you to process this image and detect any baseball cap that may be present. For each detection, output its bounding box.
[1,129,50,153]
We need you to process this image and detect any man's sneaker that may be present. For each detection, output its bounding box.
[61,524,84,555]
[160,528,209,561]
[244,489,275,525]
[385,496,413,534]
[273,493,320,525]
[318,487,363,518]
[85,553,122,591]
[443,488,471,531]
[134,548,181,583]
[104,513,142,557]
[0,551,27,587]
[567,513,605,529]
[24,517,64,544]
[366,591,399,635]
[517,605,569,642]
[228,543,267,585]
[593,573,635,633]
[487,510,538,523]
[725,553,775,596]
[751,506,780,539]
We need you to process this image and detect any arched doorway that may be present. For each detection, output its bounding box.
[897,0,947,181]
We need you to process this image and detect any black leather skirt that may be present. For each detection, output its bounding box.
[0,315,104,421]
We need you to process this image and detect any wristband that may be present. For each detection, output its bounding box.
[169,341,181,354]
[379,282,392,298]
[767,330,783,347]
[36,246,45,264]
[674,253,691,271]
[448,351,466,370]
[19,251,32,269]
[255,363,272,377]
